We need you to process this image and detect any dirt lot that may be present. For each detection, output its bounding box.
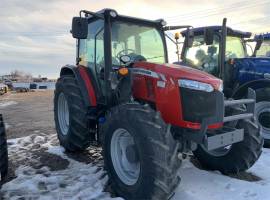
[0,91,55,139]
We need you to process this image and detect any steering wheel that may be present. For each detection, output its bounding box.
[116,49,135,61]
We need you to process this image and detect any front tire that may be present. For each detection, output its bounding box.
[0,114,8,187]
[193,119,263,174]
[54,75,91,152]
[101,103,181,200]
[255,101,270,147]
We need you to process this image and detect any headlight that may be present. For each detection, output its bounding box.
[178,79,214,92]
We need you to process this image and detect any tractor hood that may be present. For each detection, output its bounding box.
[133,62,222,90]
[234,57,270,83]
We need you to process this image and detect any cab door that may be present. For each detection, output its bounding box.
[78,19,106,104]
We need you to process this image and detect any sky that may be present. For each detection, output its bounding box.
[0,0,269,78]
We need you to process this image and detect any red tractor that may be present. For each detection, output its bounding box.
[54,9,263,200]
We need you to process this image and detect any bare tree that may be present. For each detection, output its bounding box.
[9,70,33,82]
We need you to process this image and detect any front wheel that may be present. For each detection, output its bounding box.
[255,101,270,147]
[193,119,263,174]
[101,103,181,200]
[54,75,91,152]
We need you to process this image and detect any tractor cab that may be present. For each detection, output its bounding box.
[72,9,169,105]
[181,25,251,79]
[180,21,270,97]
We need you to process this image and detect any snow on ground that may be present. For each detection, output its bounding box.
[174,150,270,200]
[1,133,270,200]
[1,134,122,200]
[0,101,17,108]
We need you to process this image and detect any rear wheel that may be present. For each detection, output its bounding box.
[54,75,91,152]
[193,119,263,174]
[0,114,8,187]
[101,103,181,200]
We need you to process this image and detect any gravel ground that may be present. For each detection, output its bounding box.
[0,91,55,139]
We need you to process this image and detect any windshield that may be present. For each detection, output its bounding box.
[257,40,270,57]
[184,35,220,75]
[184,35,246,76]
[111,21,165,65]
[226,36,246,59]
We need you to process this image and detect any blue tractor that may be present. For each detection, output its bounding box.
[178,19,270,146]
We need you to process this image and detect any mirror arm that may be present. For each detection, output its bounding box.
[165,34,182,62]
[80,10,104,19]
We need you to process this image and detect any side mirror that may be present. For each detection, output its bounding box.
[204,28,214,45]
[71,17,88,39]
[185,29,194,48]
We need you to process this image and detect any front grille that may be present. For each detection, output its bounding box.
[180,88,219,123]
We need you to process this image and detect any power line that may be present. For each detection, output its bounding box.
[167,0,268,21]
[166,0,269,23]
[165,0,254,19]
[231,15,270,26]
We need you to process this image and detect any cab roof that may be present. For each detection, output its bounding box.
[85,8,165,27]
[254,33,270,40]
[181,26,252,38]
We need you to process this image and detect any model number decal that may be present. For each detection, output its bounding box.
[132,68,159,78]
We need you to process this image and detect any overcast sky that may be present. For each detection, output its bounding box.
[0,0,269,78]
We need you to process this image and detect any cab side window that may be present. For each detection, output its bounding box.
[79,19,105,96]
[79,20,104,71]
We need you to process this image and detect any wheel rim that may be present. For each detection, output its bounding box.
[110,128,140,185]
[202,145,232,157]
[256,104,270,139]
[57,93,69,136]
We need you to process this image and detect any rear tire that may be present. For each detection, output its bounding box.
[101,103,181,200]
[0,114,8,187]
[54,75,91,152]
[193,119,263,174]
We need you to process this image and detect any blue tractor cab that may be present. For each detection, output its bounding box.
[178,19,270,146]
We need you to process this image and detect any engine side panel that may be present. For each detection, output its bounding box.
[234,58,270,85]
[132,63,222,130]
